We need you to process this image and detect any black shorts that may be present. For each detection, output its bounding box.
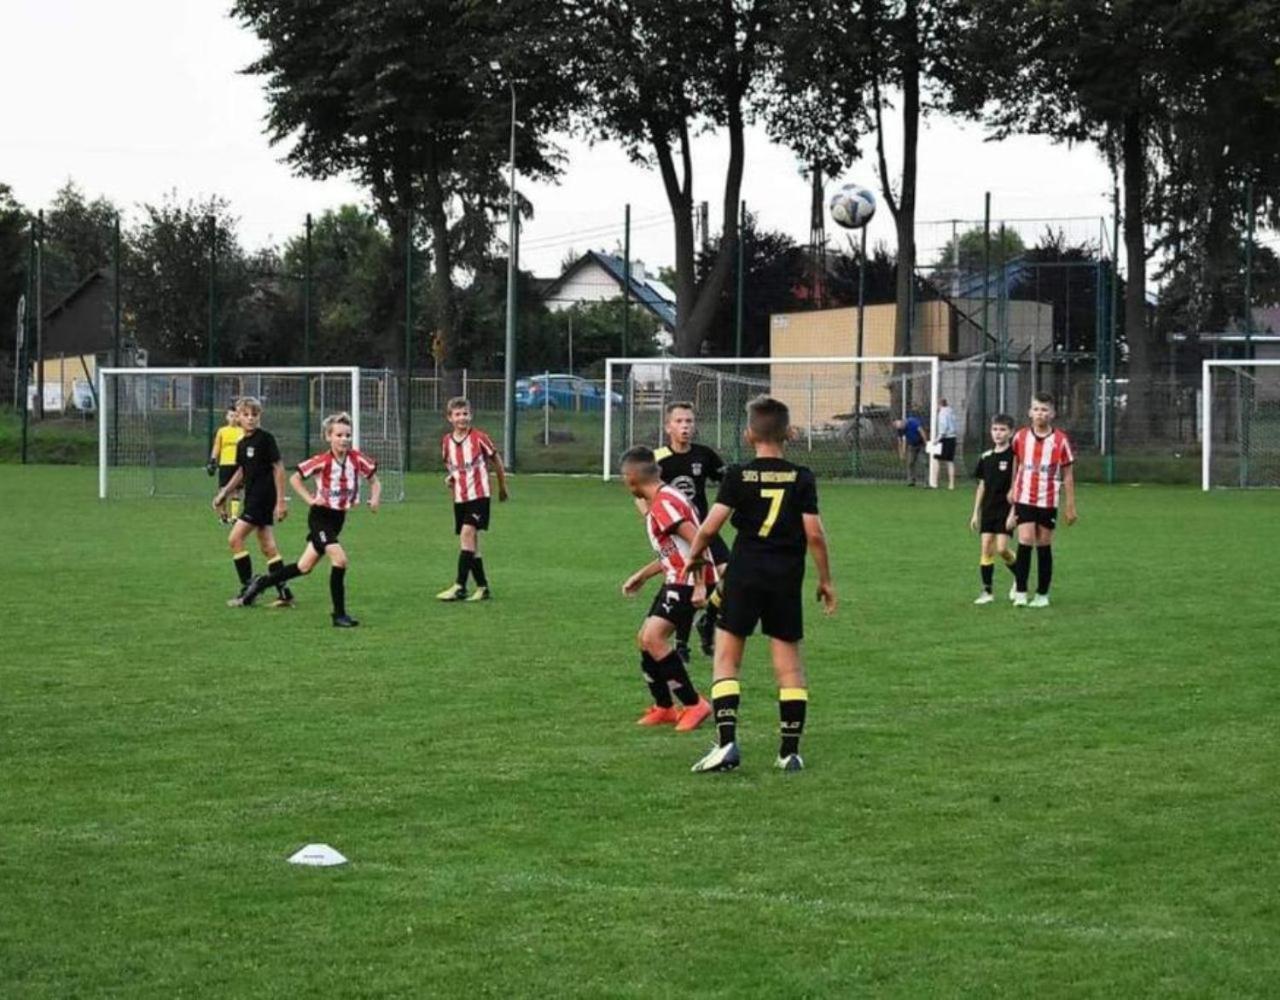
[938,437,957,462]
[307,507,346,551]
[454,498,491,534]
[646,583,696,633]
[238,498,276,527]
[708,534,732,568]
[1014,503,1057,530]
[217,465,238,489]
[718,567,804,643]
[980,504,1012,536]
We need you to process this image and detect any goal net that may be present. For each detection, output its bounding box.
[1202,360,1280,489]
[98,367,405,500]
[602,355,940,482]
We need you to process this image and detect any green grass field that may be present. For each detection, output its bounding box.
[2,467,1278,998]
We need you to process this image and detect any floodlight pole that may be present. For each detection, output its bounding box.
[622,203,631,357]
[854,226,868,475]
[981,192,991,425]
[35,210,44,422]
[113,213,122,464]
[502,78,518,470]
[207,215,217,448]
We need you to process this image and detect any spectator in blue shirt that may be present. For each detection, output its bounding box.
[893,415,930,486]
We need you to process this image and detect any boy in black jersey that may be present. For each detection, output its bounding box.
[969,414,1018,604]
[653,402,729,657]
[685,395,836,773]
[211,396,293,607]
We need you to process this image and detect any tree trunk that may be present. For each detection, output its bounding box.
[1122,108,1153,439]
[892,0,920,360]
[421,148,456,365]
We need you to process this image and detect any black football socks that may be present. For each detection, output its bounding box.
[657,650,700,707]
[1013,544,1033,593]
[779,687,808,757]
[471,557,488,589]
[233,551,252,587]
[641,652,674,708]
[980,557,995,593]
[710,679,740,746]
[267,556,290,597]
[1036,545,1053,595]
[456,551,473,589]
[330,566,347,616]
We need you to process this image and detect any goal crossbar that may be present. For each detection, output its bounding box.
[602,355,941,481]
[98,366,363,499]
[1202,358,1280,490]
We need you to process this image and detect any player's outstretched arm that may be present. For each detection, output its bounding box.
[688,502,732,567]
[622,559,662,596]
[1062,464,1078,525]
[803,512,837,615]
[492,452,510,501]
[213,467,244,509]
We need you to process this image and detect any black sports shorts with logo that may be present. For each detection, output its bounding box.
[647,583,696,633]
[307,506,346,551]
[454,497,491,534]
[1013,502,1057,530]
[718,565,804,643]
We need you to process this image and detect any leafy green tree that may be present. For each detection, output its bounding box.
[0,185,27,371]
[577,0,780,357]
[41,180,119,306]
[932,226,1026,279]
[233,0,578,366]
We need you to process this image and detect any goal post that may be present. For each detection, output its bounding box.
[602,355,941,483]
[98,366,405,500]
[1202,358,1280,490]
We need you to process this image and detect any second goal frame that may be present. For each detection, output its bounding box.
[602,355,941,481]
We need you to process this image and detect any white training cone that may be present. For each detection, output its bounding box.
[287,843,348,867]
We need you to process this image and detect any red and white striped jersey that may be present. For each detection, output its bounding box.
[1012,427,1075,508]
[646,485,716,586]
[296,448,378,510]
[442,429,497,503]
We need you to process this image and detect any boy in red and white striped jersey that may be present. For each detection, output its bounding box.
[620,446,713,732]
[438,397,508,602]
[233,412,381,627]
[1006,392,1078,608]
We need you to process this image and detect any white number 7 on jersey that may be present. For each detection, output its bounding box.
[758,488,786,537]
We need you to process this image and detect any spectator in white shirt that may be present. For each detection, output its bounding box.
[936,398,958,490]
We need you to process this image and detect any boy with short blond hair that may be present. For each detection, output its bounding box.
[212,397,293,607]
[685,395,837,773]
[207,404,244,522]
[438,397,508,602]
[233,412,380,627]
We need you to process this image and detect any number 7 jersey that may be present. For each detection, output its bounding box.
[715,457,819,578]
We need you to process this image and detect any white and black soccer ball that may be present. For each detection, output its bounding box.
[829,183,877,230]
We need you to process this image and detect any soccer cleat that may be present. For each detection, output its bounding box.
[774,753,805,772]
[1012,592,1028,607]
[695,614,716,656]
[1029,594,1051,608]
[465,586,491,602]
[436,584,467,602]
[228,575,268,608]
[973,592,995,605]
[673,697,712,732]
[270,589,296,609]
[636,705,681,727]
[331,614,360,628]
[691,741,740,773]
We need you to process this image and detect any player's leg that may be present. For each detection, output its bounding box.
[1012,512,1036,604]
[325,542,358,627]
[465,507,492,601]
[634,615,678,725]
[439,508,474,600]
[692,576,755,772]
[769,638,808,770]
[976,533,996,603]
[257,526,295,606]
[1030,523,1055,606]
[226,519,255,599]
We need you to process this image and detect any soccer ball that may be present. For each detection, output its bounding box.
[829,183,876,229]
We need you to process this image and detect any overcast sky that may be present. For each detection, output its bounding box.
[6,0,1123,279]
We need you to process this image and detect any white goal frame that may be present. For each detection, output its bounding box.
[602,354,941,481]
[1201,358,1280,491]
[98,366,363,499]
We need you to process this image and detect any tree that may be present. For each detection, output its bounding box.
[233,0,578,366]
[41,180,120,306]
[0,185,27,373]
[932,225,1026,279]
[698,221,809,357]
[127,193,248,364]
[578,0,780,356]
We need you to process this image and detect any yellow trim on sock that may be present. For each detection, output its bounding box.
[233,551,251,561]
[779,687,808,702]
[267,557,283,567]
[711,679,740,699]
[980,554,995,566]
[1000,550,1016,564]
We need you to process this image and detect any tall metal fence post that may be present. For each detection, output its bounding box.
[1107,184,1119,484]
[404,209,414,474]
[206,215,217,449]
[980,192,991,426]
[35,210,43,423]
[854,225,867,476]
[304,211,313,455]
[112,213,121,465]
[543,369,550,446]
[20,219,34,462]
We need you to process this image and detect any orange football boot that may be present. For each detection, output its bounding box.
[674,697,712,732]
[636,705,681,726]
